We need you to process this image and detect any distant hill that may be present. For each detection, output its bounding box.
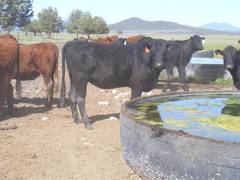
[200,22,240,32]
[109,17,239,35]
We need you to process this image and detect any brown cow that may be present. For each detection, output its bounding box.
[93,35,144,45]
[92,36,119,44]
[126,35,145,43]
[13,42,59,107]
[0,35,20,116]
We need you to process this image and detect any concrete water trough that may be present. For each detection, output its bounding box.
[120,91,240,179]
[187,58,225,81]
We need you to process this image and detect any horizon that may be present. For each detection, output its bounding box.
[33,0,240,28]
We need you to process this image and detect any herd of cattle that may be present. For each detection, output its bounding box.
[0,34,240,129]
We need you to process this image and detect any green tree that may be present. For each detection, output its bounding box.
[21,19,41,36]
[38,7,63,37]
[79,12,109,39]
[66,9,83,39]
[0,0,33,33]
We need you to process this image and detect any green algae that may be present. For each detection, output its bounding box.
[192,115,240,132]
[164,118,189,128]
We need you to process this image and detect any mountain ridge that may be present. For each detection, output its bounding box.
[109,17,239,35]
[200,22,240,32]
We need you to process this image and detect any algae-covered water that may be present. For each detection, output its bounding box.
[133,95,240,143]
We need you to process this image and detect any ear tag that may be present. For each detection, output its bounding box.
[202,39,205,45]
[144,46,150,54]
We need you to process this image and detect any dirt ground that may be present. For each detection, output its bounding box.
[0,44,234,180]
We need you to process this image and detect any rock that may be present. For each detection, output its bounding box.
[41,116,48,121]
[143,92,153,96]
[83,142,93,146]
[107,116,118,121]
[0,123,17,131]
[112,89,117,94]
[98,101,110,105]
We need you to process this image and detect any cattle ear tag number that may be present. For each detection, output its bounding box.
[144,46,150,54]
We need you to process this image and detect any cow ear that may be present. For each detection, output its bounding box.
[215,49,224,56]
[144,43,152,54]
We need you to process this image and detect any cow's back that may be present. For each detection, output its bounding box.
[127,35,144,43]
[15,42,58,80]
[64,41,135,88]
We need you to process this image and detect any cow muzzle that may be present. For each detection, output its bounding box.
[154,63,164,69]
[226,65,234,70]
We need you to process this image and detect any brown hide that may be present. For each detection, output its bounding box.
[126,35,144,43]
[92,36,119,44]
[13,42,59,107]
[0,35,19,115]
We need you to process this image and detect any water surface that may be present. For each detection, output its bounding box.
[133,95,240,143]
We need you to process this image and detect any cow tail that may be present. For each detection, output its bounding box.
[15,42,22,99]
[54,46,60,93]
[59,44,66,107]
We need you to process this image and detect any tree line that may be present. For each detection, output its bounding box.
[0,0,109,38]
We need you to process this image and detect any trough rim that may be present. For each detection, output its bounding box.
[121,90,240,145]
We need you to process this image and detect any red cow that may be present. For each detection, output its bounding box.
[12,42,59,107]
[0,35,20,116]
[126,35,145,43]
[92,36,119,44]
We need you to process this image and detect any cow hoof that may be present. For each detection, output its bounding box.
[44,102,52,108]
[74,119,82,124]
[58,102,65,108]
[85,124,93,130]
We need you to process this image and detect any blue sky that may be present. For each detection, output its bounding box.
[33,0,240,27]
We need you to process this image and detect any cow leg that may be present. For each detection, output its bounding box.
[15,80,22,100]
[75,81,93,130]
[68,85,81,123]
[163,68,174,92]
[131,88,142,100]
[43,75,54,108]
[0,98,2,117]
[178,67,189,91]
[7,84,14,114]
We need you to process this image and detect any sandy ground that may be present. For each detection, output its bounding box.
[0,43,234,180]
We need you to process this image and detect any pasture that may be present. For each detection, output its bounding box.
[0,32,238,179]
[8,32,240,50]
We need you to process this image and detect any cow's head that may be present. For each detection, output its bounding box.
[191,35,205,51]
[138,37,169,69]
[215,46,238,70]
[149,40,170,69]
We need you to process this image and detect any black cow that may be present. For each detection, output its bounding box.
[159,35,205,91]
[215,46,240,89]
[59,37,167,129]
